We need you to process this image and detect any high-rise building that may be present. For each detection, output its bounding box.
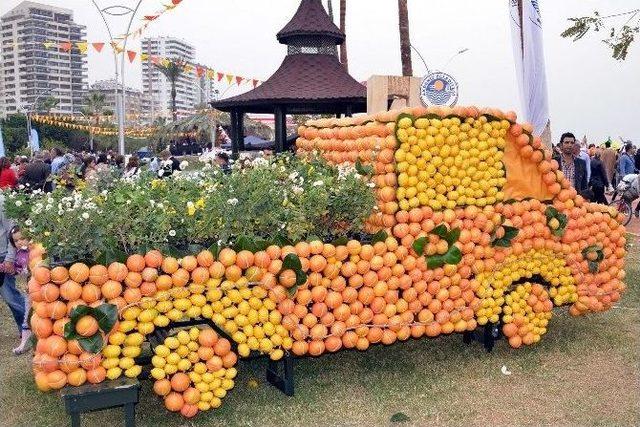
[141,36,198,121]
[89,79,144,123]
[0,1,87,117]
[196,70,218,107]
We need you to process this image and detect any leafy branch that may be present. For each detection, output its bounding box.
[561,9,640,60]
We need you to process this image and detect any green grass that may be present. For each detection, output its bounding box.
[1,242,638,427]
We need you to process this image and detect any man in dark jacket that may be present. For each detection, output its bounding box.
[552,132,588,195]
[20,153,51,192]
[589,153,609,204]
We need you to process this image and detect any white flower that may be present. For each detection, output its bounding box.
[312,180,324,187]
[227,198,239,206]
[179,160,189,170]
[367,182,376,188]
[158,169,165,177]
[81,212,89,220]
[168,229,176,237]
[15,200,22,207]
[24,219,32,226]
[292,185,304,195]
[157,203,165,209]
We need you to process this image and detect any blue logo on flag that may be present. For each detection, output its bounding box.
[419,72,459,107]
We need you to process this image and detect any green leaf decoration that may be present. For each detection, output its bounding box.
[412,236,428,256]
[234,235,254,252]
[78,334,104,354]
[491,225,520,248]
[64,303,118,349]
[545,206,568,237]
[424,223,463,269]
[280,253,308,297]
[443,246,462,265]
[394,113,415,147]
[390,412,411,423]
[207,242,221,259]
[371,230,388,244]
[92,303,118,334]
[581,245,605,273]
[332,236,349,246]
[355,158,374,176]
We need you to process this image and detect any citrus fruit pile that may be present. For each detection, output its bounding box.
[151,327,237,417]
[502,283,553,348]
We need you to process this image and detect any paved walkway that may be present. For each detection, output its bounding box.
[626,217,639,238]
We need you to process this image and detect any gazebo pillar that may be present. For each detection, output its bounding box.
[230,109,245,155]
[274,105,287,153]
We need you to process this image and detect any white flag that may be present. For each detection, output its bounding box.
[509,0,549,136]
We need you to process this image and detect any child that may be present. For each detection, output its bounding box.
[0,225,32,355]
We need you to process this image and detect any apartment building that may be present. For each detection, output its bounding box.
[0,1,87,117]
[141,36,198,121]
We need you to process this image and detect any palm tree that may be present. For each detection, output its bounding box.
[339,0,348,71]
[37,96,59,113]
[81,92,112,151]
[398,0,413,76]
[153,58,187,121]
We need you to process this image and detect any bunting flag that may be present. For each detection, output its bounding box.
[39,40,263,86]
[122,0,187,39]
[75,41,88,54]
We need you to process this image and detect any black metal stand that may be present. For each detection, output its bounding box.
[463,324,501,352]
[60,378,140,427]
[266,354,295,396]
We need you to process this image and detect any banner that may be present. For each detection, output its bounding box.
[509,0,550,137]
[30,128,40,152]
[0,122,4,158]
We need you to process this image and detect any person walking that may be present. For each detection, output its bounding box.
[600,141,617,191]
[553,133,588,195]
[589,153,609,204]
[617,143,637,181]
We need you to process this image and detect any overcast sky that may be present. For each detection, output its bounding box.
[2,0,639,144]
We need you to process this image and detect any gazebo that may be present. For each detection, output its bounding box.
[211,0,367,153]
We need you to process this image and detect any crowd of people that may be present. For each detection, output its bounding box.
[552,133,639,213]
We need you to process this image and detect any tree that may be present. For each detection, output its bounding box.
[339,0,348,71]
[398,0,413,76]
[81,92,113,151]
[37,96,59,113]
[561,8,639,60]
[153,58,187,121]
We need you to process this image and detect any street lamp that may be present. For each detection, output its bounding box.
[91,1,143,155]
[21,87,60,155]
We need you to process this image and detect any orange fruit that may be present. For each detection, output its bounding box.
[126,254,146,273]
[66,368,87,387]
[88,265,109,286]
[181,256,198,272]
[75,315,99,337]
[153,378,172,396]
[46,370,67,390]
[60,280,82,301]
[164,392,184,412]
[218,248,237,267]
[68,263,90,283]
[101,280,123,300]
[144,250,164,268]
[180,404,198,418]
[170,372,190,392]
[183,387,200,405]
[196,250,214,267]
[50,266,69,285]
[161,257,179,274]
[107,262,128,282]
[81,283,101,303]
[198,329,218,347]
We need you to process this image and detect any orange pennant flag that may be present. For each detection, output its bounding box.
[195,66,205,77]
[217,72,224,82]
[172,0,182,4]
[235,76,243,85]
[92,42,104,52]
[127,50,137,63]
[144,15,158,21]
[206,69,215,79]
[110,41,123,53]
[225,74,233,84]
[76,42,88,54]
[150,55,160,64]
[59,41,72,52]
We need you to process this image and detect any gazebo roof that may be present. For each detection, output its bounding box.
[276,0,345,45]
[212,0,366,115]
[212,53,366,114]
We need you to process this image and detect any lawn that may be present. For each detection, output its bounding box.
[0,241,638,427]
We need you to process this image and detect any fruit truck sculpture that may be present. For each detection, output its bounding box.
[28,106,626,418]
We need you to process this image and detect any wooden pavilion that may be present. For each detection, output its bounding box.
[211,0,366,153]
